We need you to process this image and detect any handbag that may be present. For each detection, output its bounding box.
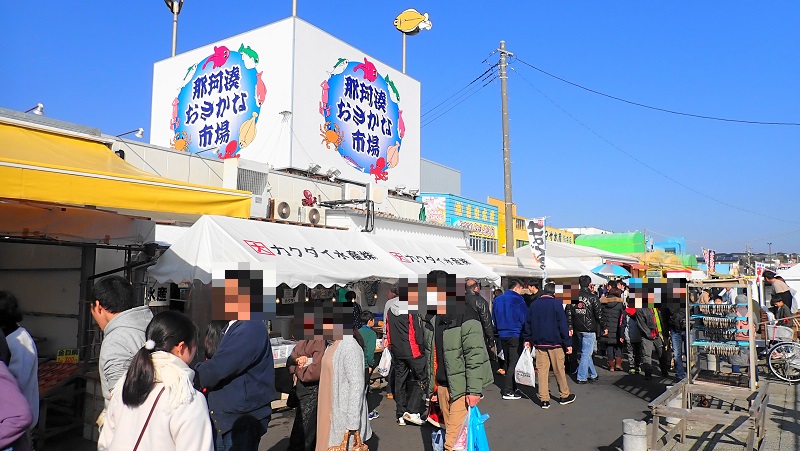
[286,384,299,409]
[133,387,165,451]
[327,430,368,451]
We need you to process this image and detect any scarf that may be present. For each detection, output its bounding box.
[625,307,636,316]
[151,351,197,413]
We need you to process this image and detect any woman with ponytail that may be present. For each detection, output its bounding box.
[98,311,213,451]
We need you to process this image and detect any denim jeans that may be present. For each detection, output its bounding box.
[216,415,270,451]
[671,331,687,379]
[577,332,598,381]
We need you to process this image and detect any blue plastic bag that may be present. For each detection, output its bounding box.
[467,405,490,451]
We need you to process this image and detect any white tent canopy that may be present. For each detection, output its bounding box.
[148,215,499,287]
[514,243,638,284]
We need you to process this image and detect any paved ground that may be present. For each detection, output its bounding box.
[42,357,800,450]
[258,357,672,451]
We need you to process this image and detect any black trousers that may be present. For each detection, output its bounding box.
[501,337,521,393]
[393,356,427,418]
[288,380,319,451]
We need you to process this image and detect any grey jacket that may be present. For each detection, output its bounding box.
[99,306,153,406]
[328,336,371,447]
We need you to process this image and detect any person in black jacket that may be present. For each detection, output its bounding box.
[566,275,603,383]
[599,285,625,371]
[523,278,543,307]
[465,279,494,358]
[386,280,427,426]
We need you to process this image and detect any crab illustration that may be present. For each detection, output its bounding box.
[320,122,344,150]
[369,157,389,182]
[170,131,191,151]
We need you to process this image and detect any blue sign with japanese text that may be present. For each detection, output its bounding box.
[171,44,264,159]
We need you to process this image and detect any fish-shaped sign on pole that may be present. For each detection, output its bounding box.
[394,8,432,73]
[394,8,432,35]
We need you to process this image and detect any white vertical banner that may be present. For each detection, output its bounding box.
[526,217,547,277]
[755,262,767,307]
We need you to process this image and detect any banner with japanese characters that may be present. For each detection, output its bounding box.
[526,217,547,274]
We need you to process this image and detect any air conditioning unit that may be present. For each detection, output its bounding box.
[298,205,327,226]
[272,198,302,222]
[223,158,272,219]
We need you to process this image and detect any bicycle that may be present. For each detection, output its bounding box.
[764,318,800,383]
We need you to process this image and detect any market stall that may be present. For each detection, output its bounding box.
[147,214,500,340]
[648,279,767,450]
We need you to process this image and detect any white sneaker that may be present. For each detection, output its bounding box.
[397,416,406,426]
[403,412,424,426]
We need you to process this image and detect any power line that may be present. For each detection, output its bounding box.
[421,76,497,128]
[513,56,800,126]
[422,64,497,116]
[508,67,800,226]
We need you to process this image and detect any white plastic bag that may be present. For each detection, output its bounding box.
[431,429,444,451]
[376,348,392,377]
[452,407,471,451]
[514,347,535,387]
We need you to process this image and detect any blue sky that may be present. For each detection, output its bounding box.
[3,2,799,254]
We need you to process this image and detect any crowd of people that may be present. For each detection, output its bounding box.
[0,269,795,451]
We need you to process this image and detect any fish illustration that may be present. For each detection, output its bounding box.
[327,58,349,76]
[394,8,432,35]
[353,58,378,82]
[201,46,230,70]
[319,80,330,117]
[398,110,405,138]
[342,155,361,169]
[170,97,180,130]
[238,44,259,64]
[256,71,266,106]
[239,112,258,148]
[386,141,400,168]
[183,64,197,81]
[385,74,400,102]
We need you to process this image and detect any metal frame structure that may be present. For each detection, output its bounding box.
[649,278,768,450]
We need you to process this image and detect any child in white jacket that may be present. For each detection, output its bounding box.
[98,311,213,451]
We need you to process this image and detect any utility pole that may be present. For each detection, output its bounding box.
[768,242,773,264]
[499,41,514,256]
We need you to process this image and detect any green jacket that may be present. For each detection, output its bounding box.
[358,325,377,368]
[422,310,493,401]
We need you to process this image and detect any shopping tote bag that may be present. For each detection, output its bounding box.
[514,347,535,387]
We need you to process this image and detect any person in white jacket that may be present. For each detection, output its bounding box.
[98,311,213,451]
[0,291,38,429]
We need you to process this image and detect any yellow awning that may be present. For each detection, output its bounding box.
[0,123,251,219]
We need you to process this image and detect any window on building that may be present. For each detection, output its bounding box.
[516,239,529,248]
[469,235,498,254]
[515,218,525,230]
